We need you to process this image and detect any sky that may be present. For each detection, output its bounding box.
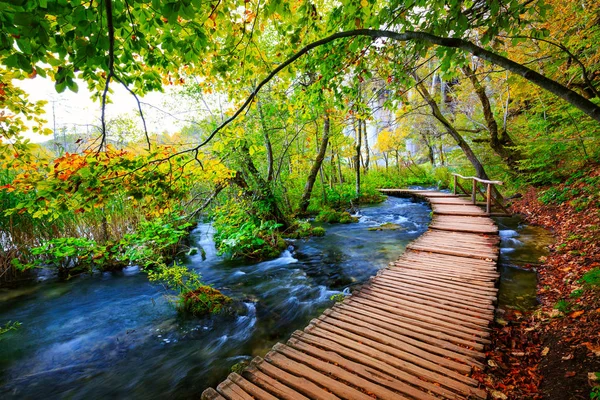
[16,76,192,143]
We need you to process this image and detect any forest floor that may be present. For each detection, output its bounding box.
[476,164,600,400]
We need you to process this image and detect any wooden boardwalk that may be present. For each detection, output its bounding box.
[202,190,499,400]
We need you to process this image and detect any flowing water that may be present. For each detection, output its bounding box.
[0,196,431,399]
[495,215,555,310]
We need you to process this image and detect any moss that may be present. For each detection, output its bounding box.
[311,226,326,236]
[179,285,232,316]
[368,222,404,231]
[316,208,358,224]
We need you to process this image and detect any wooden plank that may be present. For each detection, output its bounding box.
[291,331,470,399]
[373,274,497,301]
[355,286,491,327]
[305,323,485,397]
[253,356,338,400]
[285,337,441,400]
[337,302,486,350]
[244,361,310,400]
[353,291,490,335]
[331,306,485,358]
[318,313,474,373]
[348,296,490,339]
[217,379,255,400]
[388,265,498,285]
[364,285,493,320]
[201,388,227,400]
[370,278,495,309]
[324,309,484,367]
[265,350,373,400]
[229,373,279,400]
[408,243,498,259]
[380,270,499,294]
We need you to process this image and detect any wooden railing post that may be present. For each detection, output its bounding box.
[486,183,492,214]
[472,179,477,204]
[453,175,457,195]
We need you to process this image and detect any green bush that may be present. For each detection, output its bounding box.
[14,237,125,277]
[212,200,286,260]
[147,261,231,316]
[122,216,191,269]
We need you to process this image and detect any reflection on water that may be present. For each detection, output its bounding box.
[495,216,554,310]
[0,196,430,399]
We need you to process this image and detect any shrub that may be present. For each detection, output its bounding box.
[146,261,231,316]
[212,200,286,260]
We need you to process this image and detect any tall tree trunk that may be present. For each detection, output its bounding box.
[354,117,362,200]
[363,120,370,173]
[438,144,445,166]
[419,130,435,166]
[298,113,330,214]
[462,65,521,172]
[237,144,290,227]
[330,147,336,186]
[257,100,275,182]
[395,150,400,170]
[414,73,501,198]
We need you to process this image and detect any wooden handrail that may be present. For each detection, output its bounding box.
[452,173,506,214]
[451,173,503,185]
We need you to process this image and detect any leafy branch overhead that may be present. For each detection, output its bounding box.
[1,0,598,153]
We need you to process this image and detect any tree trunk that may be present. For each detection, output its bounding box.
[298,113,330,214]
[462,65,522,172]
[257,100,275,182]
[237,144,290,227]
[363,119,370,173]
[354,117,362,200]
[414,73,501,198]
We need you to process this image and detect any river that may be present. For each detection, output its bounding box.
[1,196,431,399]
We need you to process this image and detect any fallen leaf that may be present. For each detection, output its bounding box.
[488,359,498,368]
[541,347,550,356]
[565,371,576,377]
[490,389,508,400]
[583,342,600,357]
[562,353,574,360]
[569,310,585,318]
[589,372,599,382]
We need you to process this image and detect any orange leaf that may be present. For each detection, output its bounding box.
[569,310,584,318]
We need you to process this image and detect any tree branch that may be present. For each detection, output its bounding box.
[99,0,115,152]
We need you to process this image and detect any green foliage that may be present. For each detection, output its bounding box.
[592,383,600,400]
[570,288,584,299]
[330,293,345,302]
[311,227,326,236]
[580,268,600,288]
[553,299,572,314]
[284,220,326,239]
[15,237,121,277]
[122,216,191,270]
[315,208,358,224]
[147,261,231,316]
[0,321,21,337]
[212,200,285,260]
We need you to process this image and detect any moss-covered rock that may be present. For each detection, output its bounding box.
[367,222,404,231]
[180,286,232,316]
[315,208,358,224]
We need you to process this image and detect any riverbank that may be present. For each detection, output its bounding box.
[480,165,600,399]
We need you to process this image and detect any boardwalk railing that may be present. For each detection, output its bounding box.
[452,173,509,215]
